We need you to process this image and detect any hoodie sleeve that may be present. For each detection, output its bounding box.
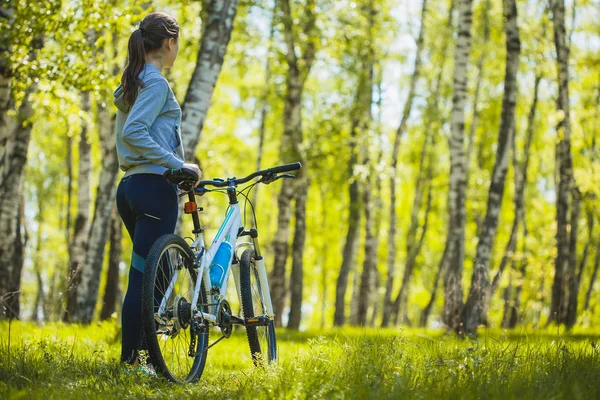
[121,77,184,169]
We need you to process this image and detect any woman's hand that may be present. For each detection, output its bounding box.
[183,163,202,187]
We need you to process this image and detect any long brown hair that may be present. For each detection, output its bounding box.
[121,12,179,106]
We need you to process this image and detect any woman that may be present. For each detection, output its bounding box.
[113,12,201,366]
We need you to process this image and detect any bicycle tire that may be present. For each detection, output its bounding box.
[239,249,277,365]
[141,234,209,383]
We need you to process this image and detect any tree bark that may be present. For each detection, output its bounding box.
[180,0,239,159]
[100,208,122,320]
[335,154,360,326]
[72,100,119,323]
[64,92,92,322]
[0,6,16,171]
[272,0,315,327]
[584,238,600,311]
[287,182,308,329]
[465,0,491,185]
[549,0,575,326]
[416,1,457,329]
[490,75,540,300]
[381,0,428,327]
[319,186,328,328]
[355,0,376,327]
[565,191,587,328]
[252,9,276,210]
[461,0,520,334]
[442,0,474,331]
[358,167,376,327]
[0,83,36,320]
[71,30,121,323]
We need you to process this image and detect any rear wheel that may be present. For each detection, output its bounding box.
[141,234,209,383]
[239,249,277,365]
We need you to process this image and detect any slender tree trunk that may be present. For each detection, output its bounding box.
[465,0,491,180]
[319,186,328,328]
[584,238,600,311]
[272,0,316,327]
[334,24,375,326]
[500,265,513,328]
[31,198,46,323]
[100,208,122,320]
[0,83,37,320]
[420,239,448,327]
[461,0,520,335]
[508,240,527,328]
[64,92,92,322]
[549,0,575,326]
[72,30,121,323]
[0,6,16,175]
[287,183,308,329]
[381,0,428,327]
[416,1,458,328]
[490,75,540,300]
[565,191,587,328]
[356,3,376,327]
[180,0,239,158]
[392,133,433,325]
[358,171,376,327]
[72,101,119,323]
[442,0,474,331]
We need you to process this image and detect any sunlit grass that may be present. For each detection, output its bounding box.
[1,321,599,399]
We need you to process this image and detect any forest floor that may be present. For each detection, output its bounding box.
[1,321,599,399]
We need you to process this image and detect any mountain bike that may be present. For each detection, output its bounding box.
[140,162,301,383]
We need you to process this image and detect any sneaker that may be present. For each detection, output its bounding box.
[135,363,157,377]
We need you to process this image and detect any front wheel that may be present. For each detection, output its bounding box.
[141,234,209,383]
[239,249,277,365]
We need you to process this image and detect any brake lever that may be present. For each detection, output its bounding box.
[278,174,296,180]
[264,174,295,184]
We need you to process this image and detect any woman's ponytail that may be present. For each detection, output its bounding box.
[122,29,146,107]
[120,12,179,107]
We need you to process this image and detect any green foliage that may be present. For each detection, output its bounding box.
[10,0,600,329]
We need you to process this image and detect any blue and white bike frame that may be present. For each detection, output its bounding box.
[157,201,274,325]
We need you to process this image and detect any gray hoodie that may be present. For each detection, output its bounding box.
[114,63,185,177]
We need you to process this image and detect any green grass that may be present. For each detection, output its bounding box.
[1,321,599,399]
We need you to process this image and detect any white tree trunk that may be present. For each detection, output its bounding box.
[72,98,119,323]
[381,0,428,328]
[180,0,239,159]
[461,0,520,334]
[549,0,575,326]
[64,92,92,322]
[0,79,36,319]
[442,0,474,331]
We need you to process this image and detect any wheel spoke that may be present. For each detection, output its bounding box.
[143,236,209,382]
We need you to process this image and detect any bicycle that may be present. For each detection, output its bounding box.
[140,162,302,383]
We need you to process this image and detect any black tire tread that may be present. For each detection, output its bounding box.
[239,249,276,364]
[141,234,209,383]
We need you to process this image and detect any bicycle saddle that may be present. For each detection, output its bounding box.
[163,167,198,192]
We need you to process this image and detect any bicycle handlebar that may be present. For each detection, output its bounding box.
[163,162,302,192]
[195,162,302,189]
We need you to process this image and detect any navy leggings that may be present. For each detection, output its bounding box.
[116,173,178,363]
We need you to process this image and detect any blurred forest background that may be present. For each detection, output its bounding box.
[1,0,599,335]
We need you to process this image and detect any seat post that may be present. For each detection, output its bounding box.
[186,191,203,235]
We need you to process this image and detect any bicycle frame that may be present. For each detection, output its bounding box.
[157,191,274,327]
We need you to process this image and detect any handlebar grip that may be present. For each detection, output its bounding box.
[269,162,302,174]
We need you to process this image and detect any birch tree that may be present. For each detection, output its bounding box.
[180,0,239,159]
[549,0,576,325]
[461,0,521,334]
[441,0,474,331]
[271,0,317,328]
[381,0,428,327]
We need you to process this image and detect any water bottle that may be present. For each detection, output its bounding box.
[209,242,232,288]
